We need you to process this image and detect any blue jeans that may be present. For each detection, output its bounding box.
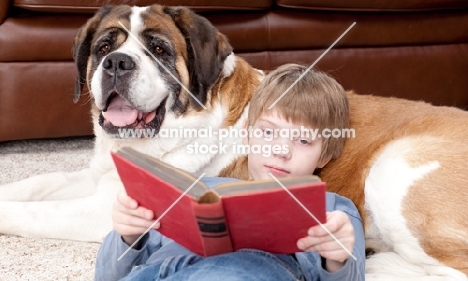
[120,249,304,281]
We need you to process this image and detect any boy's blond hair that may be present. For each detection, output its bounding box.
[247,63,350,162]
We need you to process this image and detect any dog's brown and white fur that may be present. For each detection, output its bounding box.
[0,4,466,280]
[322,94,468,279]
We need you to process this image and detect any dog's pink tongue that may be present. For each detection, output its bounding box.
[102,96,138,127]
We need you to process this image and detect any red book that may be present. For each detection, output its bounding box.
[111,147,326,257]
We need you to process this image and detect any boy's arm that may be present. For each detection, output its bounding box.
[94,230,163,281]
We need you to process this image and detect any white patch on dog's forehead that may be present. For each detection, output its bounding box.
[117,6,147,57]
[130,6,148,34]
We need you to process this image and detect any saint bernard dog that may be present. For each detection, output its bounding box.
[0,4,466,280]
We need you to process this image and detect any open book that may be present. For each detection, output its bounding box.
[111,147,326,256]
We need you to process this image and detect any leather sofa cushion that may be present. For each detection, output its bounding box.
[0,14,90,62]
[2,10,468,62]
[211,10,468,51]
[13,0,272,13]
[277,0,468,11]
[240,44,468,106]
[0,61,93,141]
[0,0,9,23]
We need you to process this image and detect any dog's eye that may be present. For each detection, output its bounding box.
[99,43,111,55]
[155,46,165,55]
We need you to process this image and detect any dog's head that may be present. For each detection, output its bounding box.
[73,5,233,137]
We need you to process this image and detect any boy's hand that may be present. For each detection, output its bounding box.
[297,211,355,272]
[112,190,160,246]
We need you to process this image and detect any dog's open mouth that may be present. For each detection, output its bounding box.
[98,92,167,138]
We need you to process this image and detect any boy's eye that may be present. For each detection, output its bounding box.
[264,128,273,135]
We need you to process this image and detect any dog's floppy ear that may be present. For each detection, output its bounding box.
[72,6,113,103]
[164,6,233,109]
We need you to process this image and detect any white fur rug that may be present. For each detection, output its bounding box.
[0,138,99,280]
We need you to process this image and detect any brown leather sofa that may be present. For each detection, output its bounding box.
[1,0,467,142]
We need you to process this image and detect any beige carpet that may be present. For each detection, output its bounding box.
[0,137,100,281]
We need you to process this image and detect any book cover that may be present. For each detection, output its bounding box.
[112,147,326,256]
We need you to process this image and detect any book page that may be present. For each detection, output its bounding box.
[213,175,321,196]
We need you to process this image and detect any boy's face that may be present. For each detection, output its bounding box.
[245,111,330,181]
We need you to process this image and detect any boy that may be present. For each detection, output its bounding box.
[95,64,365,280]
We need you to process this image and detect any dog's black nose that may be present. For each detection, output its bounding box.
[102,53,135,76]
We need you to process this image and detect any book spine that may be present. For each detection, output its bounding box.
[191,200,233,256]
